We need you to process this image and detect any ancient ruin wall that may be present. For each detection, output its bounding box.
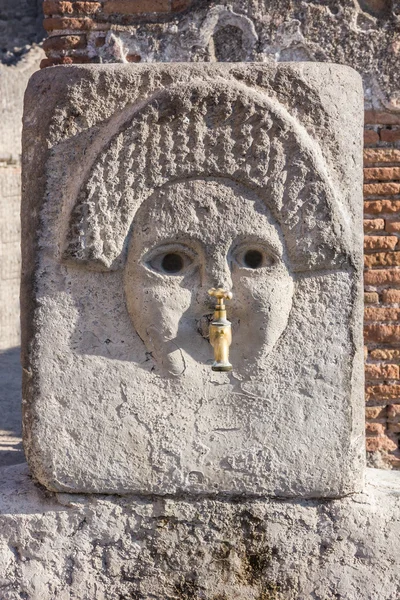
[40,0,400,469]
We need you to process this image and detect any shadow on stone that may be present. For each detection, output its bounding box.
[0,346,25,467]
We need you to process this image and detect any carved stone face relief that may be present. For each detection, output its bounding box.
[124,178,294,377]
[22,64,365,497]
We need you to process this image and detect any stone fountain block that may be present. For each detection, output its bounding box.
[21,63,364,497]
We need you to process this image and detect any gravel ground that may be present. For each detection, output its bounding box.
[0,346,25,468]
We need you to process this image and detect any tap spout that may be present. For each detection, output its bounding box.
[208,288,233,372]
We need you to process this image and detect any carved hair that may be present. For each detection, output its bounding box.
[63,79,352,273]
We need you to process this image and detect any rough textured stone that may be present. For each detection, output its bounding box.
[0,465,400,600]
[40,0,400,113]
[22,63,364,498]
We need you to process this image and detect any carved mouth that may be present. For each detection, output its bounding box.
[197,314,214,339]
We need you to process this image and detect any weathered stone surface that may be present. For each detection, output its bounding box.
[22,63,364,497]
[0,464,400,599]
[43,0,400,111]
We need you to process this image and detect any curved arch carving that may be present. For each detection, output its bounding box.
[63,78,352,273]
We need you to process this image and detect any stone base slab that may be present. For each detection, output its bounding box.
[0,465,399,599]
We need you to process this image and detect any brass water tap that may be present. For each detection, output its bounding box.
[208,288,233,372]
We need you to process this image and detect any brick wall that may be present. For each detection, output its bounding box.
[40,0,400,469]
[364,111,400,468]
[41,0,193,67]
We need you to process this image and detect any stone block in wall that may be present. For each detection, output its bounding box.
[1,465,400,599]
[22,63,364,498]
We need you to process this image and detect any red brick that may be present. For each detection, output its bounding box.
[40,58,55,68]
[380,129,400,143]
[103,0,171,14]
[387,404,400,421]
[364,235,398,251]
[364,167,400,181]
[388,423,400,433]
[366,422,386,436]
[364,307,400,321]
[43,1,101,15]
[364,182,400,196]
[364,324,400,343]
[95,35,106,46]
[43,17,109,30]
[364,148,400,165]
[364,269,400,286]
[366,406,387,420]
[366,384,400,401]
[382,289,400,303]
[385,220,400,233]
[364,200,400,215]
[365,363,400,380]
[43,0,73,14]
[364,252,400,268]
[370,349,400,361]
[364,130,379,145]
[364,218,385,232]
[171,0,191,10]
[43,34,87,51]
[364,291,379,304]
[366,436,398,452]
[40,55,91,68]
[364,110,400,125]
[126,54,142,62]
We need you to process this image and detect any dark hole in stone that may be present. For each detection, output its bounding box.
[244,249,263,269]
[213,25,245,62]
[162,253,184,273]
[358,0,392,17]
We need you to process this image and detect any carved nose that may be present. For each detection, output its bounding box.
[204,256,232,293]
[196,256,232,313]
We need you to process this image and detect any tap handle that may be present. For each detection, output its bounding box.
[208,288,233,308]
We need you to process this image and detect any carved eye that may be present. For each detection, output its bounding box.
[146,246,194,276]
[234,246,276,270]
[161,253,184,273]
[243,249,263,269]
